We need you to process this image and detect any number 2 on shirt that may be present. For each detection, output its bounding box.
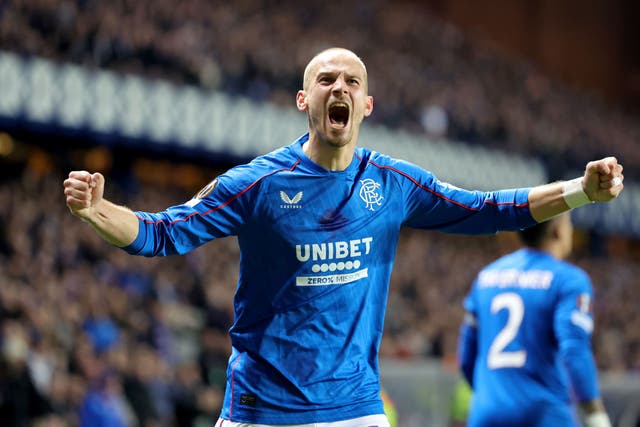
[488,292,527,369]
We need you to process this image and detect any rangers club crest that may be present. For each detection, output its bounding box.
[359,179,383,211]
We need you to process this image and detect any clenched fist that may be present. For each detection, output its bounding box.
[63,171,105,220]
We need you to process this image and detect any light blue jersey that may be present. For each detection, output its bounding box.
[459,248,602,427]
[124,133,535,424]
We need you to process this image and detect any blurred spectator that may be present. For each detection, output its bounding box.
[171,361,221,427]
[0,321,53,426]
[197,327,230,391]
[420,104,449,139]
[48,369,82,424]
[82,305,120,354]
[122,343,161,426]
[79,370,134,427]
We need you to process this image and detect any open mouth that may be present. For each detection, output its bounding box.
[328,103,349,128]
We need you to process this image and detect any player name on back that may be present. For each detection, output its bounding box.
[478,269,553,289]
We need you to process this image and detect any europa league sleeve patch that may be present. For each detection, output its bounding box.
[195,178,219,199]
[184,179,219,208]
[576,293,592,314]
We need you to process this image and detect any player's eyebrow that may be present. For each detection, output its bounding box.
[316,71,336,80]
[316,70,363,82]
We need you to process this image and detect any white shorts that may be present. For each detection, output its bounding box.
[214,414,390,427]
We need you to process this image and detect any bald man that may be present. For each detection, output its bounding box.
[64,48,624,427]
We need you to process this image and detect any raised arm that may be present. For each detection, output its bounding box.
[528,157,624,222]
[63,171,139,247]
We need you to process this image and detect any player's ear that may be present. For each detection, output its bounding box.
[364,95,374,117]
[296,90,308,112]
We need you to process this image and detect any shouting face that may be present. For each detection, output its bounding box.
[297,48,374,149]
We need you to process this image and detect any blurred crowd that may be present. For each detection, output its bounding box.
[0,143,639,426]
[2,0,640,179]
[0,151,233,426]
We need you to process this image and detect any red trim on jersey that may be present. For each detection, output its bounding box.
[229,354,243,421]
[365,158,529,211]
[485,200,529,208]
[137,160,301,225]
[366,159,480,211]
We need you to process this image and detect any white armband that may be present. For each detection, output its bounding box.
[562,178,592,209]
[584,412,612,427]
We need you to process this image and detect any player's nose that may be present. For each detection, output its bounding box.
[331,76,348,94]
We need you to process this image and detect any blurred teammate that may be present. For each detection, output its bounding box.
[458,212,612,427]
[64,47,623,427]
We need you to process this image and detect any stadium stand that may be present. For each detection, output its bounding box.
[1,0,639,179]
[1,1,639,426]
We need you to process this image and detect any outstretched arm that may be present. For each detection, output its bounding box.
[528,157,623,222]
[63,171,139,247]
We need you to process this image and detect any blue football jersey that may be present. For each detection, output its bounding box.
[124,133,535,424]
[459,248,602,427]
